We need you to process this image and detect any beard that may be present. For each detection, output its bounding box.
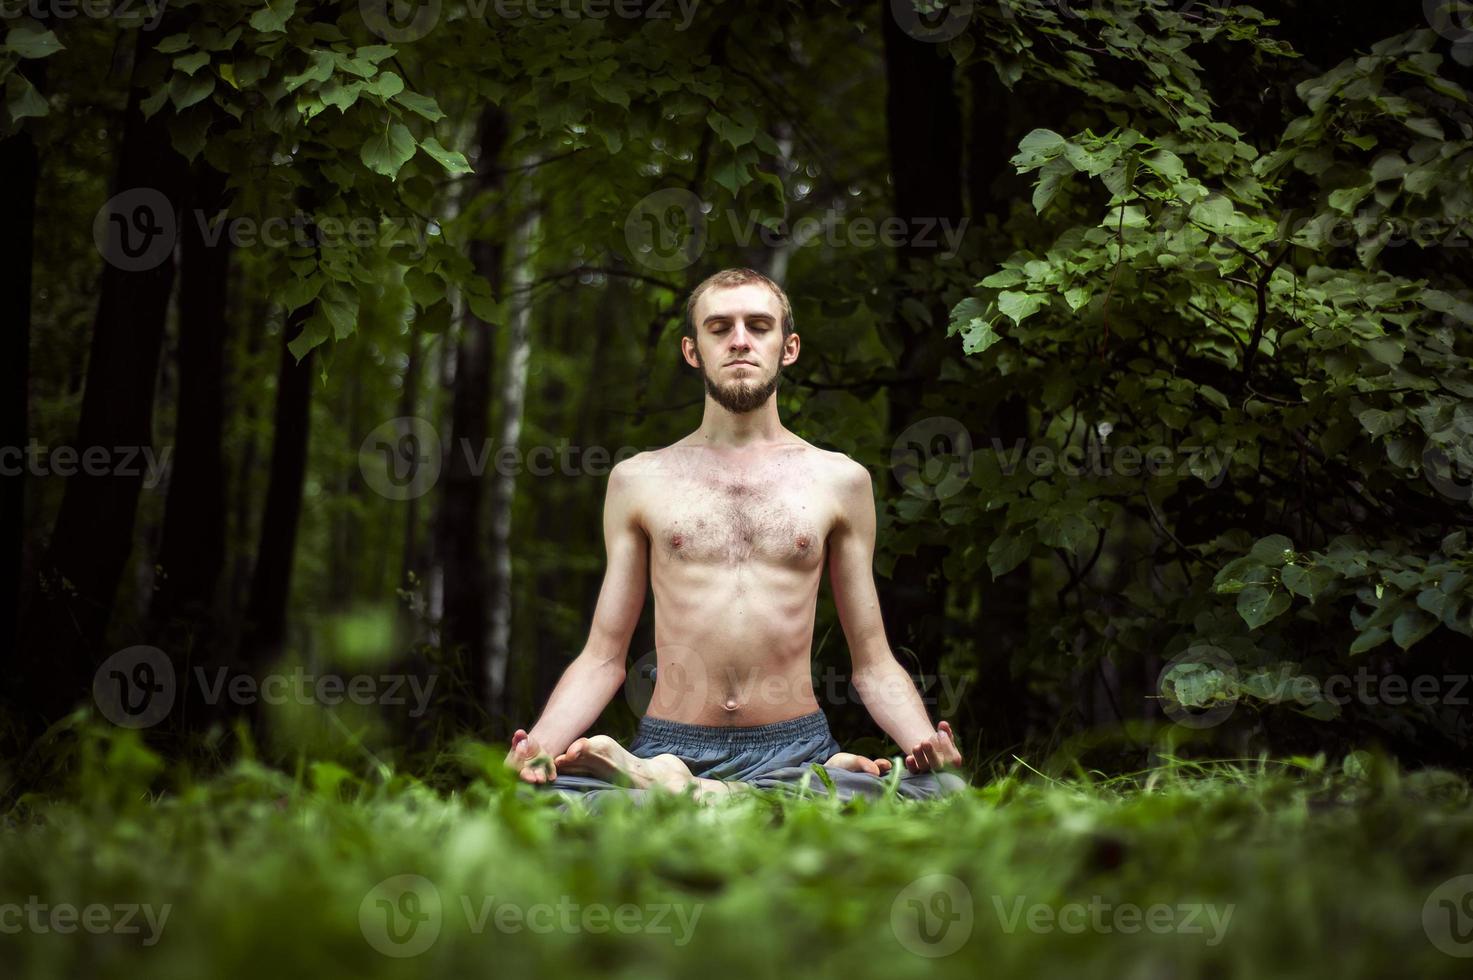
[697,354,783,414]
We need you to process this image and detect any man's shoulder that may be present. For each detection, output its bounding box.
[799,441,872,492]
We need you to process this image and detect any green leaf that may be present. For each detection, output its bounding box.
[592,78,630,109]
[1364,338,1403,365]
[318,283,358,340]
[156,34,193,54]
[174,51,210,76]
[360,122,416,179]
[1213,556,1271,594]
[1237,586,1292,630]
[418,136,473,175]
[987,532,1033,578]
[1356,408,1402,437]
[320,79,364,113]
[708,109,755,149]
[1032,157,1073,213]
[1189,195,1235,233]
[1249,534,1294,566]
[284,50,334,93]
[1349,627,1390,654]
[355,44,397,64]
[1013,128,1068,167]
[1391,609,1437,650]
[403,268,444,309]
[394,91,445,121]
[287,306,330,361]
[997,291,1045,326]
[169,72,216,110]
[5,25,64,60]
[1142,148,1186,181]
[248,0,297,33]
[6,75,48,122]
[367,71,404,100]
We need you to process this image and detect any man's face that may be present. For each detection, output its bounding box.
[682,283,799,414]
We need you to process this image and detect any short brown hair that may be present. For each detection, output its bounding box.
[684,268,795,340]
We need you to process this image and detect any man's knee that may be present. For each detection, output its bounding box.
[895,770,968,799]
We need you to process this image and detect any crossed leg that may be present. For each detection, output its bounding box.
[554,735,892,802]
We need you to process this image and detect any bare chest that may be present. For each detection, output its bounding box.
[644,464,831,567]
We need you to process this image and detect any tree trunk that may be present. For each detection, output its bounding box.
[240,304,316,666]
[962,57,1031,750]
[0,122,39,670]
[18,32,190,728]
[487,200,539,721]
[149,162,231,644]
[436,105,509,727]
[877,0,965,702]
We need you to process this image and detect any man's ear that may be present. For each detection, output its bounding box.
[680,335,701,369]
[782,332,800,367]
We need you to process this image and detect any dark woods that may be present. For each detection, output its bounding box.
[2,0,1472,786]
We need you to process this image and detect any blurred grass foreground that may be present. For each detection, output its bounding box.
[3,724,1473,979]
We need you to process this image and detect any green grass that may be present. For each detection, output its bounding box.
[3,726,1473,979]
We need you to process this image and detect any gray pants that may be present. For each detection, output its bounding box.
[539,710,967,805]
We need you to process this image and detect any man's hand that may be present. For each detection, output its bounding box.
[504,729,557,784]
[904,720,963,774]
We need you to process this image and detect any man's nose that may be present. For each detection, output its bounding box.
[729,323,753,349]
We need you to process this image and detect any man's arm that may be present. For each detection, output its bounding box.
[506,459,648,781]
[827,459,963,773]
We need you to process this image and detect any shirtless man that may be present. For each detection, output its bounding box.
[503,267,965,801]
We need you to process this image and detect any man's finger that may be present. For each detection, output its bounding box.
[875,758,892,774]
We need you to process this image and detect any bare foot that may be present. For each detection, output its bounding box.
[554,735,695,793]
[824,752,894,777]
